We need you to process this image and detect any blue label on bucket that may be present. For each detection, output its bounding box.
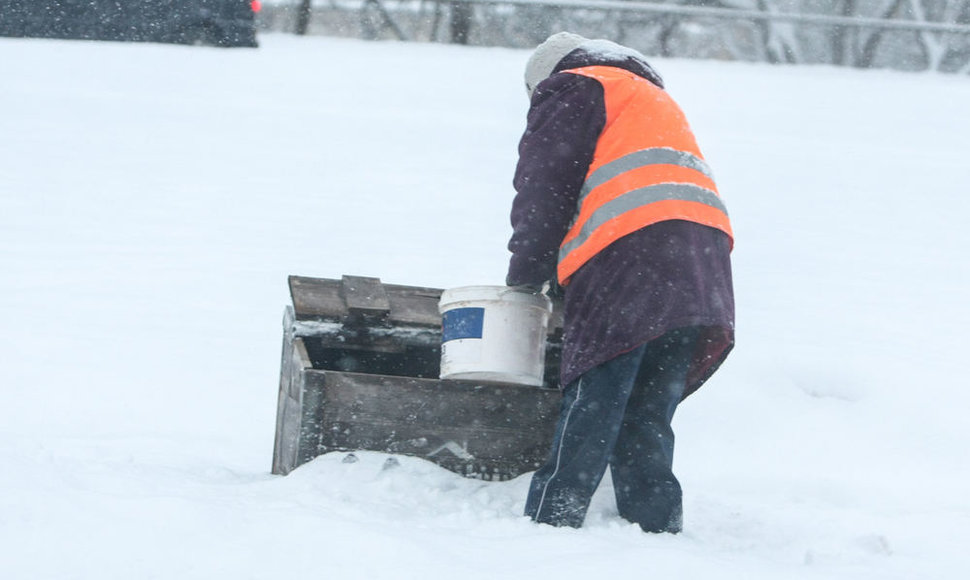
[442,307,485,342]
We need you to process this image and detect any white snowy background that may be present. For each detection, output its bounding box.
[2,34,969,579]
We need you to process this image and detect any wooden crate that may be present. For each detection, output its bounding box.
[272,275,563,480]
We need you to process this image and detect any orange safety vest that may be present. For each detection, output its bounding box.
[557,65,734,285]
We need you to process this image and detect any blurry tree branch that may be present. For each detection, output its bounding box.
[274,0,970,73]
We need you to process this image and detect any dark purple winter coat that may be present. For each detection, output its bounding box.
[506,48,735,396]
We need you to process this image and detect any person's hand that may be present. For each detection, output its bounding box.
[508,281,563,304]
[544,279,564,301]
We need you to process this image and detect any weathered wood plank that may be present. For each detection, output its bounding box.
[382,282,443,327]
[289,275,347,321]
[341,275,391,319]
[307,369,560,479]
[273,308,316,475]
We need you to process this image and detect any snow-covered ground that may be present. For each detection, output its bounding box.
[2,33,969,579]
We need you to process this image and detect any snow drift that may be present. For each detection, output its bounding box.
[1,33,969,579]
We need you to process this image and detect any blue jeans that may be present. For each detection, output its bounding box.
[524,327,700,533]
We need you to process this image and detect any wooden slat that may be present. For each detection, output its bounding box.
[383,283,443,327]
[341,275,391,319]
[289,276,348,320]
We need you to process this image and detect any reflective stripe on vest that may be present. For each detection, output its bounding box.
[556,66,733,284]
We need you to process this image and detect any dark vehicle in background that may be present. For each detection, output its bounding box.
[0,0,260,48]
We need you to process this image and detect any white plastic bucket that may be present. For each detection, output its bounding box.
[438,286,553,386]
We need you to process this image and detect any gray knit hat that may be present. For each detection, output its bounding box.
[524,32,588,98]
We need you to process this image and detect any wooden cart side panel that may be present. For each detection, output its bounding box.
[273,310,315,475]
[304,369,560,479]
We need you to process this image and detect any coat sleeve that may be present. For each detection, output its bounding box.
[506,73,606,287]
